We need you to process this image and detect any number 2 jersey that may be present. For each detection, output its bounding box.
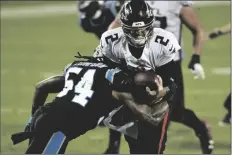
[146,1,193,61]
[93,27,181,71]
[53,61,127,127]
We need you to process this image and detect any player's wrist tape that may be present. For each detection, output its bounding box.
[191,54,200,64]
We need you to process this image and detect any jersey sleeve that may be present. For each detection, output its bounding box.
[93,29,122,63]
[172,1,193,15]
[154,29,181,67]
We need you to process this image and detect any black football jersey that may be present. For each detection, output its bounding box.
[54,61,127,124]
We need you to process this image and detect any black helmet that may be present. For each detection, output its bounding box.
[120,0,154,48]
[78,1,104,18]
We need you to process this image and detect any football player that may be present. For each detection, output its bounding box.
[105,1,214,154]
[77,0,124,39]
[93,0,182,153]
[208,23,231,40]
[208,23,231,126]
[11,57,172,154]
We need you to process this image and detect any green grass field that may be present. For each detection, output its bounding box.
[1,2,231,154]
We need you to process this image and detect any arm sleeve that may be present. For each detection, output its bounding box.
[155,60,176,87]
[32,75,65,115]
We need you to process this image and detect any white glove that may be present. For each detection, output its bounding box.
[190,63,205,80]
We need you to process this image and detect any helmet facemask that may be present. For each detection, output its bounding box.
[122,20,154,48]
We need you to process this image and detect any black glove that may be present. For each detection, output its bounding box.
[188,54,205,79]
[188,54,200,70]
[11,131,35,145]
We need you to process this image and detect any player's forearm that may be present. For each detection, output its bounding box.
[113,92,163,126]
[31,76,64,115]
[124,99,162,126]
[180,6,205,55]
[192,28,204,55]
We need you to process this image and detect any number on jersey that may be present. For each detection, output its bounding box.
[57,68,96,107]
[155,35,169,46]
[105,33,119,44]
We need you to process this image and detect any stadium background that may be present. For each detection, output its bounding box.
[1,1,231,154]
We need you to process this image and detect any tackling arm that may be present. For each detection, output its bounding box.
[31,76,64,115]
[112,91,169,126]
[108,70,170,126]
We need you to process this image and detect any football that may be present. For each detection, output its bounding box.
[132,71,159,104]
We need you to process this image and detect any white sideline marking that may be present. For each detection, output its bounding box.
[211,67,231,75]
[88,135,105,140]
[1,4,77,19]
[1,108,29,114]
[185,89,228,95]
[1,1,230,19]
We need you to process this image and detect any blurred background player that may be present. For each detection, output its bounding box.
[208,23,231,40]
[77,0,124,39]
[208,23,231,126]
[107,1,214,154]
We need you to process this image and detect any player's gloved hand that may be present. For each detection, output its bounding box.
[24,116,33,132]
[188,54,205,80]
[208,29,222,39]
[164,78,177,103]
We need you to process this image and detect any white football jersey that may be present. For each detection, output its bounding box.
[146,1,193,61]
[93,27,181,71]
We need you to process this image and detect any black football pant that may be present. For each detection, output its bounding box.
[26,102,93,154]
[124,112,169,154]
[168,60,206,135]
[223,93,231,117]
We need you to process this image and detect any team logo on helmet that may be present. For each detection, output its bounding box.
[132,22,145,27]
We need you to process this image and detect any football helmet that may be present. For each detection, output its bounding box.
[78,1,104,18]
[120,0,154,48]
